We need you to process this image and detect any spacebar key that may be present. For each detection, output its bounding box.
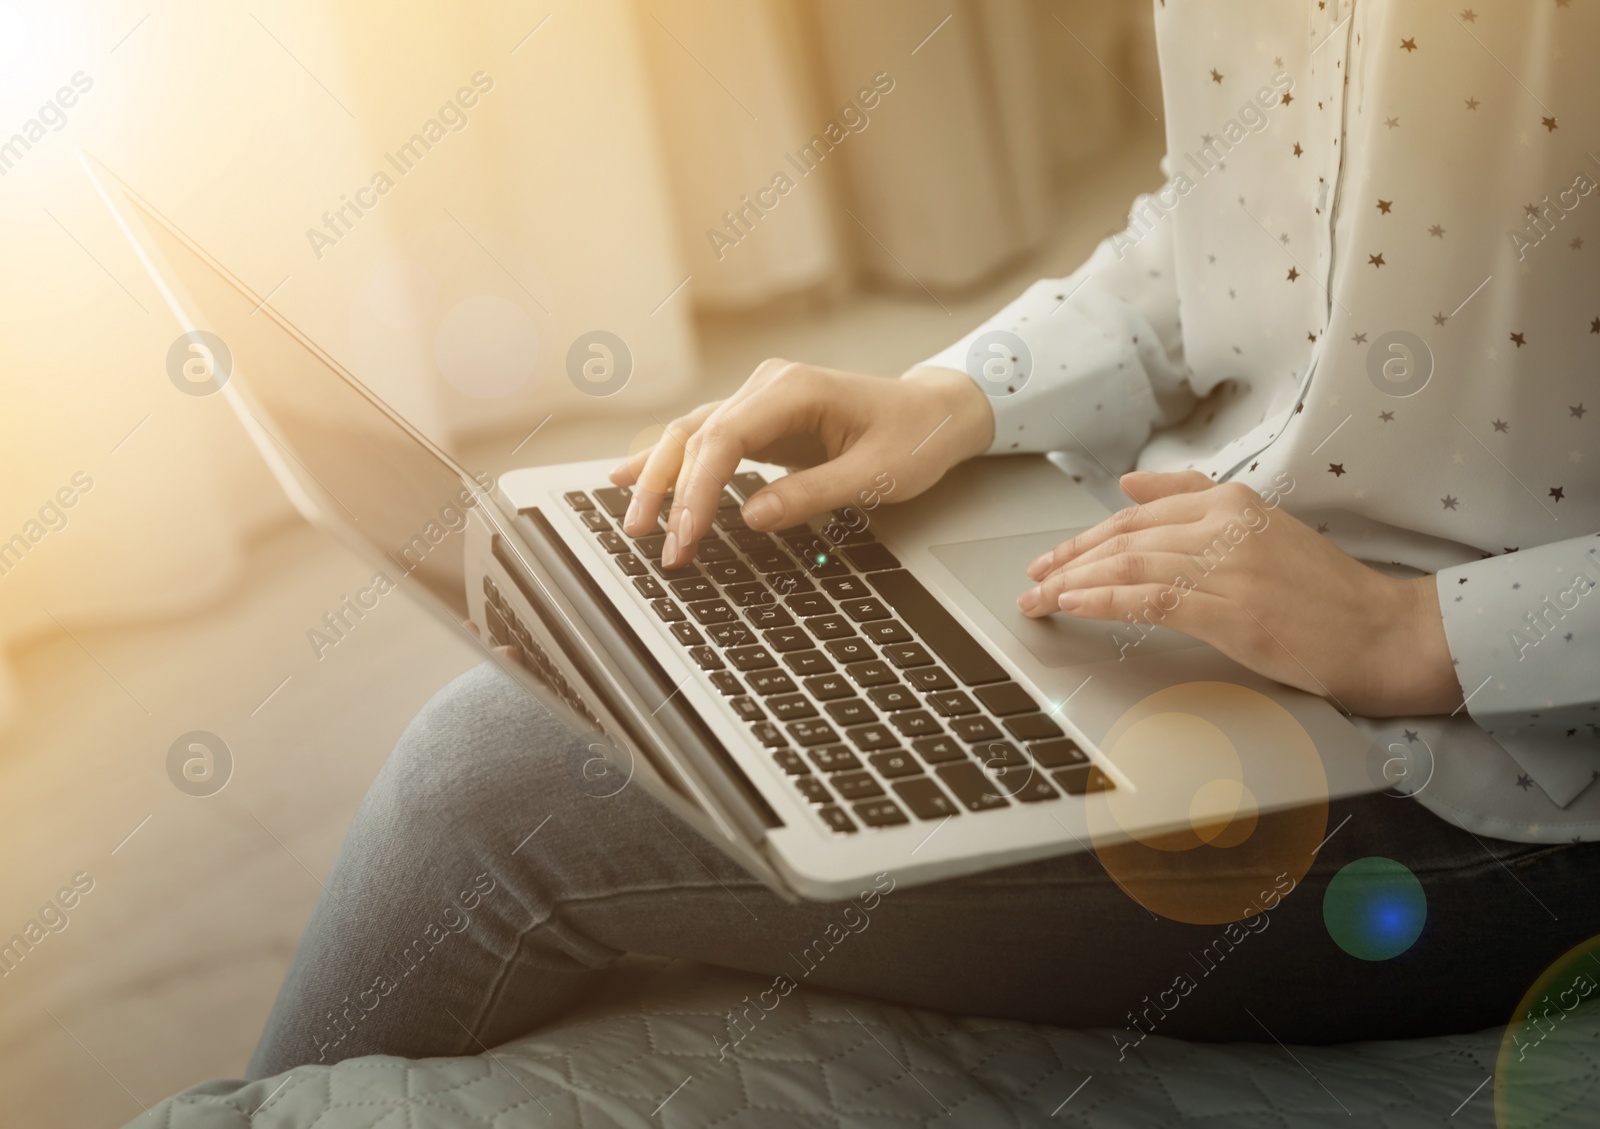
[867,570,1006,685]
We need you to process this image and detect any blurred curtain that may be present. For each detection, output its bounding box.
[0,0,1156,730]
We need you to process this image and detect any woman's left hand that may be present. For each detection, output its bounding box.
[1018,470,1460,718]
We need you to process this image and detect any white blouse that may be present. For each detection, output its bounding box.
[923,0,1599,843]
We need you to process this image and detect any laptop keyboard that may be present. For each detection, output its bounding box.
[561,473,1112,835]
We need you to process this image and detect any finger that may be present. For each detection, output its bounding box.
[742,443,886,531]
[1050,581,1229,636]
[1119,469,1216,502]
[664,369,831,564]
[623,404,720,537]
[1018,550,1202,617]
[1025,494,1209,581]
[610,400,723,490]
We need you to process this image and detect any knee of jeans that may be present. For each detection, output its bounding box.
[365,661,595,853]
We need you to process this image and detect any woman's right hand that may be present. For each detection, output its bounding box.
[610,360,994,567]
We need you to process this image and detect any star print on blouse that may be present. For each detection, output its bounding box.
[1380,411,1395,422]
[1369,253,1386,267]
[1442,496,1460,510]
[1510,332,1527,347]
[1459,9,1476,22]
[1287,267,1299,281]
[1384,116,1400,128]
[1517,774,1534,790]
[1377,199,1392,213]
[1210,68,1224,84]
[1493,419,1509,432]
[1329,463,1346,476]
[1429,225,1446,237]
[1542,116,1559,131]
[1400,37,1418,52]
[1551,487,1566,502]
[1465,96,1480,110]
[1572,403,1588,418]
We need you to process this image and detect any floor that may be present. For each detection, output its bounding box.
[0,130,1160,1129]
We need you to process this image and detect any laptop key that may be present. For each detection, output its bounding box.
[866,684,919,712]
[714,506,748,531]
[768,571,814,597]
[906,666,957,692]
[807,614,855,640]
[650,599,685,623]
[867,570,1008,685]
[1004,713,1065,741]
[725,581,774,607]
[730,696,765,722]
[633,533,667,559]
[564,491,595,512]
[708,622,754,648]
[784,650,834,676]
[820,576,872,599]
[949,716,1002,743]
[803,674,854,700]
[911,736,966,764]
[786,718,838,746]
[688,645,724,672]
[581,510,611,532]
[591,486,632,517]
[809,745,861,773]
[817,805,857,833]
[750,722,786,748]
[889,710,942,738]
[748,549,797,574]
[1052,765,1114,795]
[651,559,703,581]
[726,645,778,672]
[975,741,1027,770]
[688,598,736,624]
[728,470,768,501]
[861,619,913,645]
[794,777,831,804]
[785,592,834,617]
[771,748,808,775]
[845,723,898,751]
[893,778,959,819]
[597,531,628,554]
[729,529,775,553]
[929,691,978,717]
[1004,775,1060,803]
[869,750,923,779]
[841,598,891,622]
[825,638,874,663]
[698,537,735,562]
[768,694,818,721]
[614,553,647,577]
[843,543,901,572]
[704,560,755,586]
[764,626,811,653]
[709,671,742,696]
[974,682,1040,716]
[745,605,794,629]
[669,577,716,601]
[634,576,668,600]
[936,763,1011,812]
[746,669,795,695]
[1030,738,1089,768]
[832,771,885,800]
[824,698,875,727]
[882,643,934,669]
[853,799,909,828]
[844,660,897,688]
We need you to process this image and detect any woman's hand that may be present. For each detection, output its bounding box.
[1018,470,1461,718]
[610,361,993,566]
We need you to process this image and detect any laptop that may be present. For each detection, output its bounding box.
[88,155,1381,902]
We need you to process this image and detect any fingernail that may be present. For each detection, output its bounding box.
[1058,591,1083,612]
[1026,551,1053,580]
[674,507,694,542]
[623,495,641,531]
[662,531,679,565]
[743,492,783,529]
[1017,587,1040,613]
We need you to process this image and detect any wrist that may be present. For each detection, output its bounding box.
[1370,574,1461,717]
[901,364,995,461]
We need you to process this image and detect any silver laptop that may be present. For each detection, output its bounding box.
[91,157,1381,902]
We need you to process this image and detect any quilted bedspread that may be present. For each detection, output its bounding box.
[127,960,1598,1128]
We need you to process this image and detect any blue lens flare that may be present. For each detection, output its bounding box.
[1323,856,1426,961]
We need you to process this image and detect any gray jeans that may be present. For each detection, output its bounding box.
[248,663,1599,1077]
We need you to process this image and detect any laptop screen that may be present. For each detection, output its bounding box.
[124,185,484,616]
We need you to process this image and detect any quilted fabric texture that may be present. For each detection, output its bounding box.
[131,960,1598,1128]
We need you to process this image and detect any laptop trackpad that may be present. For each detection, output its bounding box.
[929,529,1205,668]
